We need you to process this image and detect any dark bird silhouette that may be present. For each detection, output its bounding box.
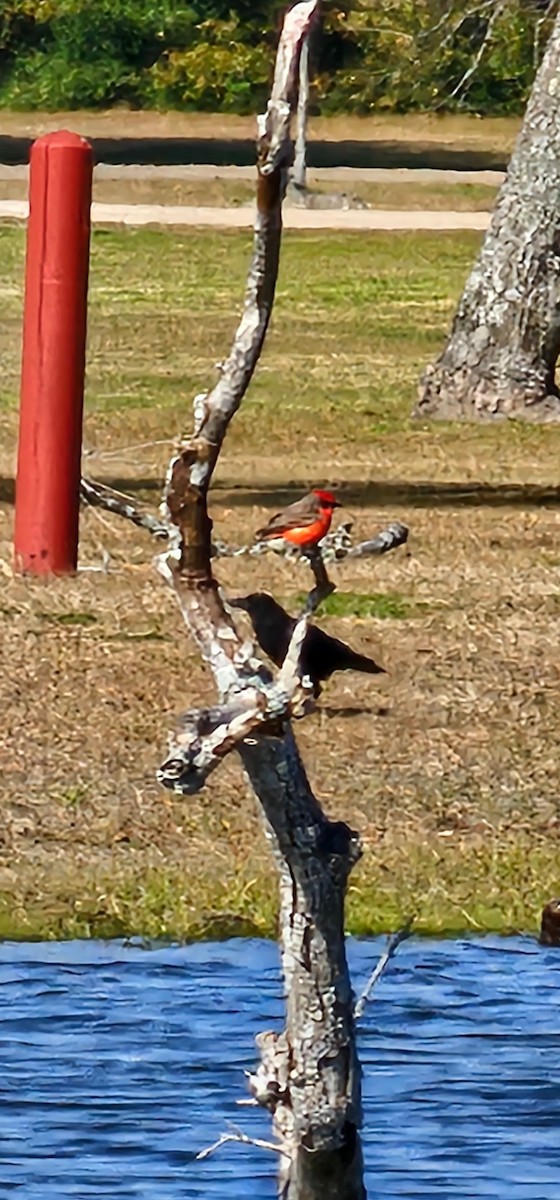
[539,899,560,945]
[255,488,341,549]
[231,591,384,697]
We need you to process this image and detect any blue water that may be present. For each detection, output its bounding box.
[1,936,559,1199]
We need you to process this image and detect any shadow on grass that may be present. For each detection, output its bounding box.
[4,477,560,508]
[0,135,509,172]
[319,705,387,719]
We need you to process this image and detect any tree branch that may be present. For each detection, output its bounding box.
[80,476,169,539]
[291,35,309,192]
[80,480,409,566]
[196,1125,289,1162]
[445,0,506,104]
[354,919,414,1020]
[300,544,336,612]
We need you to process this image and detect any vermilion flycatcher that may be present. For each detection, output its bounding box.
[255,488,341,549]
[231,592,385,697]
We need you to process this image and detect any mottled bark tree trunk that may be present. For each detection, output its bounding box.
[416,11,560,421]
[240,736,365,1200]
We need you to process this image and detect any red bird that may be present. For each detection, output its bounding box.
[255,488,341,549]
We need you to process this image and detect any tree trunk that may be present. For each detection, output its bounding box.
[416,10,560,422]
[240,733,365,1200]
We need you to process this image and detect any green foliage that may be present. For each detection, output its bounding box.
[313,0,554,115]
[151,21,272,113]
[0,0,555,114]
[0,0,197,108]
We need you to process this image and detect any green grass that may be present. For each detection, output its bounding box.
[0,223,478,442]
[3,221,560,471]
[293,590,428,619]
[0,831,552,940]
[0,175,499,211]
[3,219,560,942]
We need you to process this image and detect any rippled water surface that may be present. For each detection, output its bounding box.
[1,935,559,1198]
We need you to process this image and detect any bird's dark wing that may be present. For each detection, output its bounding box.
[303,627,385,683]
[255,493,321,538]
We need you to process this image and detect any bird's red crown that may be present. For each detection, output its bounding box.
[313,488,340,508]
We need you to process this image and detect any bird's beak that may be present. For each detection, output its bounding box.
[229,596,249,611]
[333,500,342,508]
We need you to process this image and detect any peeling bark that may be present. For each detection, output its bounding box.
[416,9,560,422]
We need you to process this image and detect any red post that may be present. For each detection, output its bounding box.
[14,130,93,574]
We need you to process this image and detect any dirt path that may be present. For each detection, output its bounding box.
[0,198,491,230]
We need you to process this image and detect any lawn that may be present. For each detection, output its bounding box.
[1,220,560,941]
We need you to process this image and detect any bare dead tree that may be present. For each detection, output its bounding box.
[77,8,414,1196]
[81,5,408,1195]
[416,5,560,421]
[155,9,367,1196]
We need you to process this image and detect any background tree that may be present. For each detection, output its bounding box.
[416,4,560,421]
[0,0,557,114]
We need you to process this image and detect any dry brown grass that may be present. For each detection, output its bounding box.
[1,221,559,940]
[2,486,560,939]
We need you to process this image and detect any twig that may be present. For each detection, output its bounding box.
[301,545,335,612]
[418,0,495,50]
[83,438,174,461]
[446,0,505,103]
[196,1126,288,1162]
[277,609,316,706]
[80,477,169,539]
[345,520,408,559]
[354,918,414,1020]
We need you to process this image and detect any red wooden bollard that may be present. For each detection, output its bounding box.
[14,130,93,574]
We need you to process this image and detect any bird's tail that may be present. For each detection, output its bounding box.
[343,650,385,676]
